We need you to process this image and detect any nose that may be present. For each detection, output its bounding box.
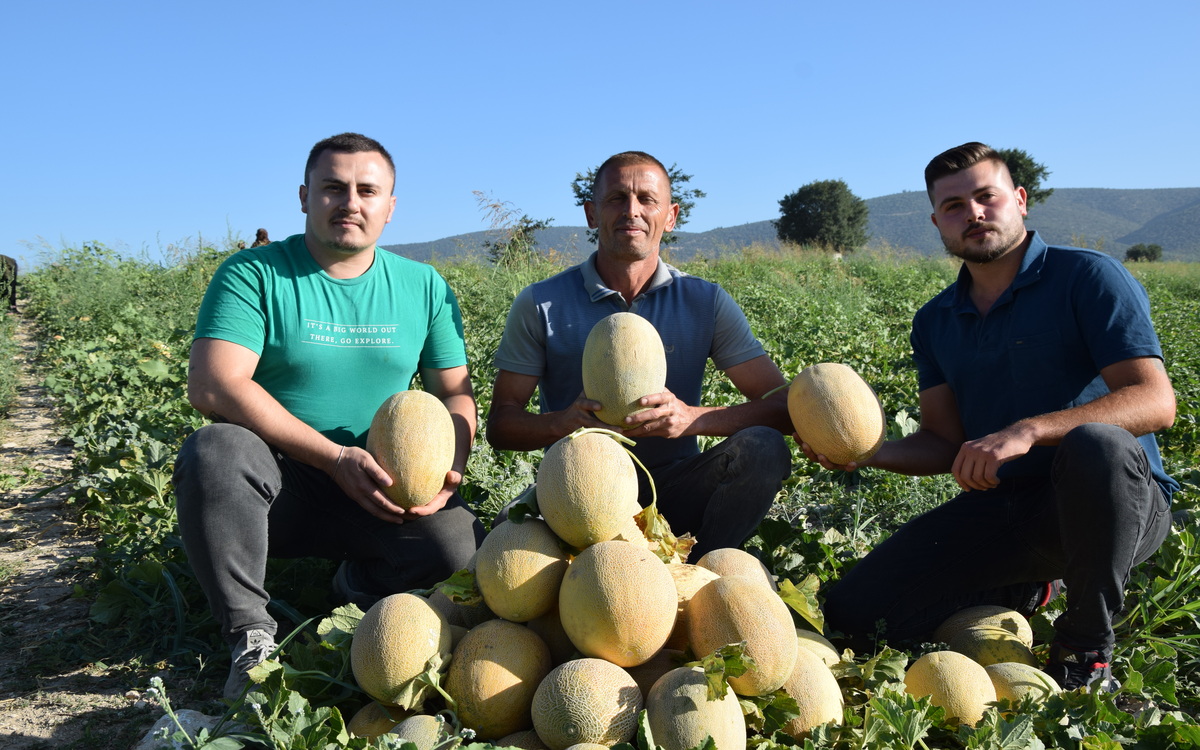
[339,187,361,213]
[967,199,986,221]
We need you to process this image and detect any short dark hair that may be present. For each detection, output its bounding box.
[924,142,1010,205]
[593,151,671,197]
[304,132,395,191]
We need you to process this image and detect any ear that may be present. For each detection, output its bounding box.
[299,184,309,214]
[385,195,397,225]
[584,200,597,229]
[930,212,939,228]
[665,202,680,232]
[1016,186,1028,217]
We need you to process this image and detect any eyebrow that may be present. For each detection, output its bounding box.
[936,184,1001,211]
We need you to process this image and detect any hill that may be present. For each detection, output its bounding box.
[383,187,1200,262]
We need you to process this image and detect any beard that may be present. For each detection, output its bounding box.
[941,221,1027,264]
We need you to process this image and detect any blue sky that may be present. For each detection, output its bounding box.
[4,1,1198,266]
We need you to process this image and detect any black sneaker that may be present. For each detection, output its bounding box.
[1045,641,1119,692]
[1017,579,1063,617]
[223,629,277,701]
[332,560,383,611]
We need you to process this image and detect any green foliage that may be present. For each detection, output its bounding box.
[997,147,1054,208]
[0,311,17,417]
[473,191,555,267]
[1126,242,1164,262]
[570,162,706,245]
[775,179,870,252]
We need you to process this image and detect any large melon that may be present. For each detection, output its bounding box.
[445,619,552,739]
[795,628,841,667]
[780,647,844,739]
[696,548,777,591]
[904,650,997,728]
[531,658,643,750]
[365,390,456,509]
[948,625,1039,668]
[985,661,1061,707]
[933,605,1034,648]
[581,312,667,426]
[687,575,799,696]
[350,593,452,708]
[787,363,885,465]
[558,541,678,668]
[663,564,720,652]
[536,432,641,549]
[476,519,570,623]
[646,667,746,750]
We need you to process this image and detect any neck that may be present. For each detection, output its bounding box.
[595,250,659,304]
[964,233,1031,314]
[305,236,376,279]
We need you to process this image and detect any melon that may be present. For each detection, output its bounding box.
[985,661,1061,707]
[581,312,667,426]
[903,650,997,727]
[646,666,746,750]
[687,575,799,696]
[695,548,777,591]
[496,729,550,750]
[365,390,456,508]
[787,363,885,465]
[795,628,841,667]
[389,714,443,749]
[663,564,720,652]
[934,605,1034,648]
[558,541,678,667]
[626,648,687,701]
[536,432,641,549]
[531,658,643,750]
[780,646,844,739]
[346,701,403,738]
[476,518,570,623]
[949,625,1039,668]
[526,604,580,666]
[444,619,552,739]
[350,593,452,709]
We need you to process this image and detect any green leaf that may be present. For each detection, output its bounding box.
[435,568,482,607]
[777,575,824,633]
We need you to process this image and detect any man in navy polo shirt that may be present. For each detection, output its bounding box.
[811,142,1177,691]
[487,151,793,560]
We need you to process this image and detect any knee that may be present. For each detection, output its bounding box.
[727,426,792,479]
[174,424,274,504]
[1061,423,1134,455]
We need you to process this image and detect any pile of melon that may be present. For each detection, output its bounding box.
[346,424,845,748]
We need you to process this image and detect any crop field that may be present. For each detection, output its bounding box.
[4,240,1200,748]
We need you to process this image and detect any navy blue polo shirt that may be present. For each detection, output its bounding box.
[910,232,1177,497]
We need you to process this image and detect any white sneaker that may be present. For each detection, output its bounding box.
[223,629,276,702]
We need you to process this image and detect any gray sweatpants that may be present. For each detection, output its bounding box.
[174,423,484,642]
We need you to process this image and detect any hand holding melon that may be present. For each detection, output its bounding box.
[788,363,886,467]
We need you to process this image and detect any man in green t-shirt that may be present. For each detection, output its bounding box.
[174,133,484,701]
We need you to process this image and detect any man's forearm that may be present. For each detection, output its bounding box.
[685,395,792,437]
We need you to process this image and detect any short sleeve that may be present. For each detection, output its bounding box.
[193,251,268,354]
[493,285,547,376]
[710,286,767,370]
[419,272,469,369]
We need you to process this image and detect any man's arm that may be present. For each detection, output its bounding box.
[621,354,792,439]
[404,364,476,518]
[486,370,607,451]
[187,337,406,523]
[949,356,1174,491]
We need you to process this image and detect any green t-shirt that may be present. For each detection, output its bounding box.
[194,234,468,446]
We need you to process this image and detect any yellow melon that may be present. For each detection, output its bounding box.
[663,564,721,652]
[949,625,1040,668]
[558,541,677,667]
[444,619,552,739]
[933,605,1034,648]
[687,575,799,696]
[795,628,841,667]
[476,519,570,623]
[646,666,746,750]
[536,432,641,549]
[787,363,885,465]
[780,646,844,739]
[365,390,456,509]
[346,701,403,738]
[496,729,549,750]
[350,593,452,709]
[531,658,643,750]
[388,714,443,749]
[695,548,777,591]
[582,312,667,426]
[985,661,1061,707]
[904,650,997,727]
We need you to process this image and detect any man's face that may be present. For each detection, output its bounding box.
[585,163,680,262]
[300,150,396,255]
[930,159,1028,264]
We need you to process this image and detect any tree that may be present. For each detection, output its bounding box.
[774,179,869,252]
[997,148,1054,208]
[474,191,553,267]
[570,163,705,245]
[1125,243,1163,262]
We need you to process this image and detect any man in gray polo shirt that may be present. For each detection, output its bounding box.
[487,151,792,559]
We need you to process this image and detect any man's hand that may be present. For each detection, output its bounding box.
[552,394,609,435]
[796,435,861,472]
[330,445,409,523]
[622,389,699,439]
[951,423,1036,491]
[401,469,462,519]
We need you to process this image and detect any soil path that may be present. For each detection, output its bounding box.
[0,309,158,749]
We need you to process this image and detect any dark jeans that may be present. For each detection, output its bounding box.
[824,423,1172,653]
[174,423,484,642]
